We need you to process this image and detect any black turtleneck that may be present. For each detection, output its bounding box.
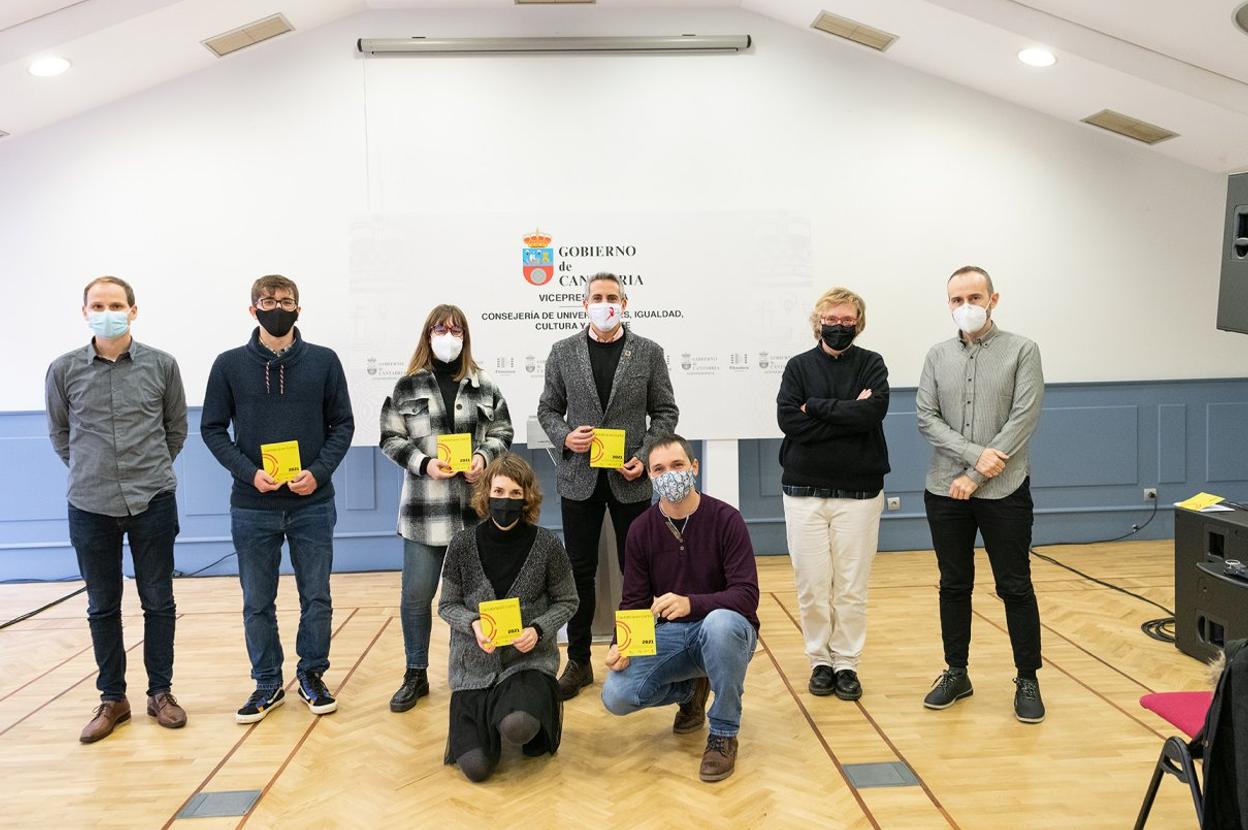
[432,356,463,419]
[475,518,539,604]
[586,329,626,410]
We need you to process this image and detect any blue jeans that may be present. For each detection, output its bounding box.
[601,609,757,737]
[231,500,336,690]
[67,491,179,701]
[399,539,447,670]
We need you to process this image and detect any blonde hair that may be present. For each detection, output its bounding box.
[809,287,866,339]
[471,453,543,525]
[405,304,480,382]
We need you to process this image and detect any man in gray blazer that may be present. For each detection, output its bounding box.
[538,272,679,699]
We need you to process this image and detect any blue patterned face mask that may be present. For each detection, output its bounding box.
[653,469,697,503]
[86,310,130,339]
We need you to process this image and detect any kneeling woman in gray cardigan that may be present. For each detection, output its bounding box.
[438,452,579,782]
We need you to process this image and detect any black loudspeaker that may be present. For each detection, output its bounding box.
[1217,172,1248,334]
[1174,507,1248,662]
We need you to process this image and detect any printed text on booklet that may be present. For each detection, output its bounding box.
[260,440,301,483]
[479,598,523,647]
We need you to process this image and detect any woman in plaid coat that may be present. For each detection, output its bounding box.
[379,304,514,712]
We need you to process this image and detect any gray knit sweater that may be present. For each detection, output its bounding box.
[438,522,579,692]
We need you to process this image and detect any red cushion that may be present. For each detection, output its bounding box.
[1139,691,1215,738]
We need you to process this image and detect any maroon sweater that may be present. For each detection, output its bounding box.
[620,493,761,632]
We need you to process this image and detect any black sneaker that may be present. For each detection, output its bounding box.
[389,668,430,713]
[923,668,973,710]
[1013,677,1046,723]
[834,669,863,701]
[808,666,835,696]
[236,687,285,724]
[297,672,337,715]
[557,659,593,701]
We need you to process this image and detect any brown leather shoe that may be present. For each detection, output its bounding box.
[147,692,187,729]
[80,698,131,744]
[557,659,593,701]
[699,734,738,782]
[673,676,710,734]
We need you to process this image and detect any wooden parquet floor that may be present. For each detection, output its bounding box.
[0,540,1211,829]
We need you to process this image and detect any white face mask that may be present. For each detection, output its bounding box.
[587,302,623,332]
[952,302,989,334]
[431,333,463,363]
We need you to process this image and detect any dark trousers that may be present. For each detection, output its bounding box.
[560,473,650,664]
[924,478,1041,673]
[67,491,179,701]
[231,500,336,689]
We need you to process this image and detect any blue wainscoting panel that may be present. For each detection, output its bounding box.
[1206,402,1248,483]
[1158,404,1187,484]
[1,381,1246,578]
[1030,405,1139,487]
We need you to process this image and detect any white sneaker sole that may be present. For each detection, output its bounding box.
[235,695,284,724]
[300,694,337,715]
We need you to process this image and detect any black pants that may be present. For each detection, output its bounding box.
[67,491,180,701]
[560,473,650,664]
[924,478,1041,673]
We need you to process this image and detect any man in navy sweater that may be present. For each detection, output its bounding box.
[201,275,355,724]
[777,287,890,702]
[601,435,760,783]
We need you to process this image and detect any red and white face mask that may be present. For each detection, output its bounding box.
[587,302,622,332]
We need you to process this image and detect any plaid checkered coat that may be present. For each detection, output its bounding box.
[379,368,513,546]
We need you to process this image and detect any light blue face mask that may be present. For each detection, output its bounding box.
[87,310,131,339]
[653,468,697,503]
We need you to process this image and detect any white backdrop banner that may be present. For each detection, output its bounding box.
[347,212,814,446]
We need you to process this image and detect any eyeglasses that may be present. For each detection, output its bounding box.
[256,297,297,311]
[820,316,859,327]
[431,324,464,338]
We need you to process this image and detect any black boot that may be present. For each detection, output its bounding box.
[389,668,430,713]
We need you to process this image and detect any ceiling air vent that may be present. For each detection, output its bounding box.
[1081,109,1178,145]
[810,11,897,52]
[516,0,595,4]
[203,13,294,58]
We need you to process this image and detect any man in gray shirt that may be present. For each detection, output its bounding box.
[45,276,188,743]
[915,266,1046,724]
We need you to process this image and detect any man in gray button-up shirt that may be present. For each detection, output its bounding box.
[916,266,1046,725]
[45,276,188,743]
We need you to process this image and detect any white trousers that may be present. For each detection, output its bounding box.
[782,493,884,672]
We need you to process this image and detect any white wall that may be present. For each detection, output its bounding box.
[2,5,1245,416]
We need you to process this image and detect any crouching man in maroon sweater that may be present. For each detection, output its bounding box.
[601,434,761,783]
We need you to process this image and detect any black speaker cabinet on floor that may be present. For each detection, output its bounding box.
[1217,172,1248,334]
[1174,506,1248,662]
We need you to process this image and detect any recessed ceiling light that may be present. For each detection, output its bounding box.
[28,56,71,77]
[1018,47,1056,67]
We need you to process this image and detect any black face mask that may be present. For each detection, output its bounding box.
[820,324,856,352]
[256,308,299,338]
[489,497,525,528]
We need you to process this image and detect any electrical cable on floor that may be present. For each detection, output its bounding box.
[0,552,237,631]
[1027,497,1175,642]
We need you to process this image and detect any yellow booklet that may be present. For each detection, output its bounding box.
[590,428,627,469]
[260,440,301,483]
[436,433,474,473]
[615,609,657,657]
[1175,492,1226,511]
[479,597,523,647]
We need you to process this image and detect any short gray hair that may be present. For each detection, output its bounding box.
[948,265,994,295]
[585,272,627,301]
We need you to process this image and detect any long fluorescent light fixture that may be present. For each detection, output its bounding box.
[356,34,750,55]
